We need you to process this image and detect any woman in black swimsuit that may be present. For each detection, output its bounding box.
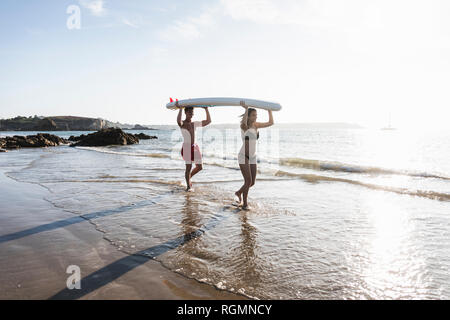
[235,101,274,210]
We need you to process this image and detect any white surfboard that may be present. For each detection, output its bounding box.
[166,97,282,111]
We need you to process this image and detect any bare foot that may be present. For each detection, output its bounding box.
[234,191,242,203]
[186,179,192,191]
[241,204,250,211]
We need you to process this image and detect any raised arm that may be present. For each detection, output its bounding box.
[240,100,249,131]
[176,102,183,127]
[201,107,211,127]
[255,110,274,129]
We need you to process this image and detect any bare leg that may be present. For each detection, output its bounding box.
[190,164,203,179]
[250,163,257,187]
[184,164,202,190]
[237,164,252,209]
[235,168,245,203]
[235,156,247,202]
[185,164,192,190]
[236,163,256,201]
[234,190,242,204]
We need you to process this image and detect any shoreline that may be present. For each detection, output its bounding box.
[0,169,245,300]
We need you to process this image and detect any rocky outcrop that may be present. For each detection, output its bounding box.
[0,138,7,152]
[0,116,107,131]
[0,133,69,149]
[1,116,40,131]
[70,128,139,147]
[68,134,87,142]
[134,133,157,140]
[0,115,156,132]
[133,124,151,130]
[33,118,58,131]
[49,116,107,131]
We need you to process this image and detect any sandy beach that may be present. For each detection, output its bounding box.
[0,170,244,300]
[1,127,449,299]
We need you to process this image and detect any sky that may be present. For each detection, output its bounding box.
[1,0,450,129]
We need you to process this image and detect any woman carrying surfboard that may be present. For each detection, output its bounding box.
[235,101,274,210]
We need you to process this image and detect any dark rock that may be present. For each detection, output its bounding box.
[0,133,68,149]
[68,134,86,142]
[134,133,158,140]
[38,133,68,145]
[70,128,139,147]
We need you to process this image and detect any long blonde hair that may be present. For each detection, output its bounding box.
[240,108,256,130]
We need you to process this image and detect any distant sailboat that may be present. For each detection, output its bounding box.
[381,114,396,130]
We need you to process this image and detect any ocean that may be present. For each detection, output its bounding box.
[1,125,449,299]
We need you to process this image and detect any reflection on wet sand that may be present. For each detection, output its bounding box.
[237,213,260,285]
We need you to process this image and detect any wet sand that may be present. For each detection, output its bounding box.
[0,172,245,300]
